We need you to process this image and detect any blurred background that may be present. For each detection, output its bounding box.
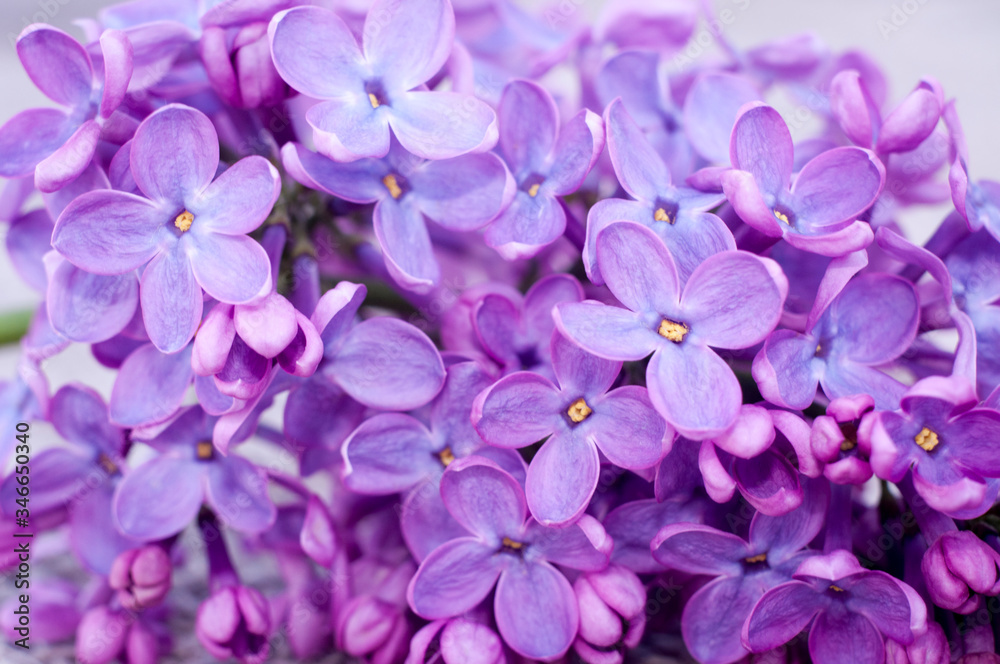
[1,0,998,387]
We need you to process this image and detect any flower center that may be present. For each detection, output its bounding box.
[829,584,844,592]
[368,93,380,109]
[175,210,194,232]
[658,319,689,343]
[839,422,858,452]
[437,447,455,467]
[914,427,940,452]
[744,553,767,564]
[566,398,593,424]
[98,453,118,475]
[501,537,524,554]
[528,183,540,197]
[197,440,214,460]
[773,209,791,225]
[654,207,672,223]
[383,174,403,199]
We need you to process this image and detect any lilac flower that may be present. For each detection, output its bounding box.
[408,615,505,664]
[408,457,611,660]
[651,480,828,664]
[193,292,322,400]
[0,25,133,192]
[829,70,943,155]
[109,341,194,428]
[742,550,926,664]
[754,260,919,411]
[196,585,270,664]
[921,530,1000,614]
[484,79,604,259]
[556,221,787,438]
[109,545,172,611]
[721,102,885,256]
[112,406,276,540]
[473,332,669,524]
[282,139,513,292]
[77,606,160,664]
[682,71,761,165]
[472,273,583,378]
[584,98,734,285]
[52,104,280,353]
[573,564,647,664]
[810,394,876,485]
[869,375,1000,519]
[268,0,497,161]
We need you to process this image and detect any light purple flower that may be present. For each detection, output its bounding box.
[485,79,604,259]
[0,25,134,192]
[584,98,733,285]
[721,102,885,256]
[573,564,647,664]
[473,331,669,525]
[112,406,276,541]
[268,0,497,161]
[652,480,828,664]
[196,585,270,664]
[408,615,505,664]
[556,221,787,438]
[52,104,280,353]
[742,550,926,664]
[408,457,611,661]
[810,394,876,485]
[869,375,1000,519]
[921,530,1000,614]
[282,139,513,293]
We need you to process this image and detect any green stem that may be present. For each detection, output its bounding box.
[0,309,33,346]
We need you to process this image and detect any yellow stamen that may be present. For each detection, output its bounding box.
[174,210,194,232]
[840,439,856,452]
[745,553,767,564]
[501,536,523,550]
[829,585,844,592]
[567,398,593,424]
[528,183,540,197]
[658,319,689,343]
[914,427,940,452]
[773,210,790,225]
[383,174,403,199]
[98,454,118,475]
[197,441,214,460]
[368,92,380,109]
[654,207,672,223]
[438,447,456,467]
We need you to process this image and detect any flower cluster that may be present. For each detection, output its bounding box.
[1,1,999,663]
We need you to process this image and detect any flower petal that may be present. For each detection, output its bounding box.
[733,450,803,516]
[789,147,885,230]
[35,119,101,193]
[373,198,439,293]
[546,109,604,195]
[141,242,202,353]
[753,330,822,410]
[189,156,280,235]
[52,190,167,275]
[267,6,365,99]
[494,561,578,661]
[440,457,525,541]
[595,221,680,315]
[109,344,193,427]
[412,153,513,231]
[730,102,793,197]
[525,431,600,526]
[554,301,659,362]
[551,331,621,398]
[683,72,760,164]
[605,98,668,202]
[332,317,445,410]
[588,386,667,470]
[743,581,825,652]
[280,142,385,203]
[525,514,612,571]
[98,29,133,119]
[206,455,277,534]
[808,609,884,664]
[186,232,271,305]
[17,25,93,107]
[498,79,558,176]
[364,0,454,91]
[681,251,787,349]
[307,97,391,162]
[388,91,498,160]
[408,537,501,619]
[651,523,747,576]
[647,344,741,439]
[342,413,441,494]
[0,108,76,178]
[130,105,219,207]
[683,575,774,664]
[47,260,138,343]
[473,372,561,449]
[113,457,204,540]
[483,191,565,260]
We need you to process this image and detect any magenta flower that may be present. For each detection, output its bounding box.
[742,550,926,664]
[473,332,669,525]
[485,79,604,259]
[268,0,497,161]
[0,25,133,192]
[407,457,611,660]
[556,221,787,438]
[721,102,885,256]
[52,104,280,353]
